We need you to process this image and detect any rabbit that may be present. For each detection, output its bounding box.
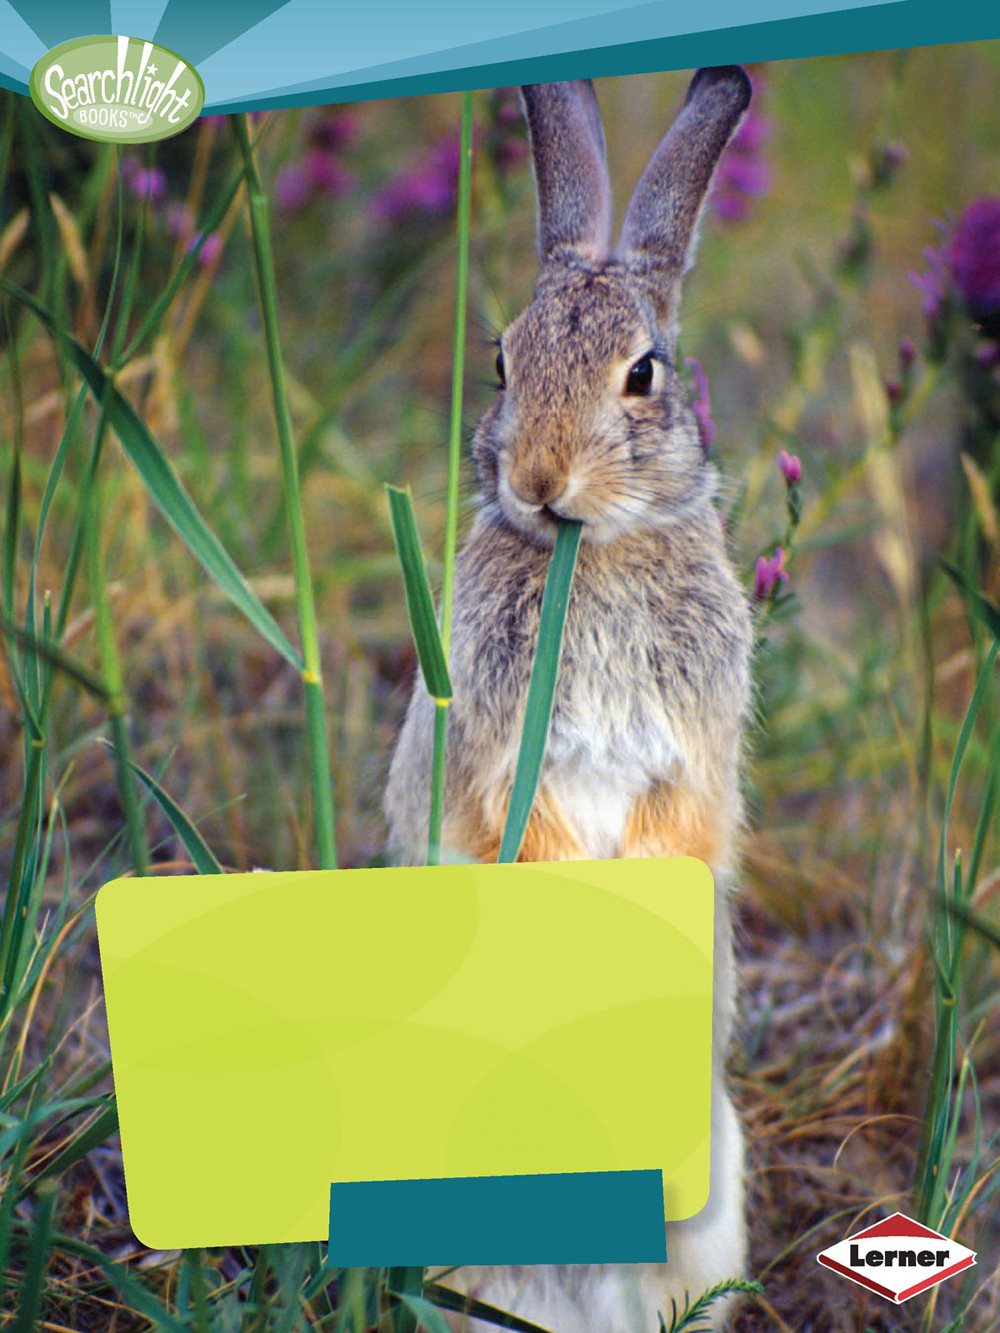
[385,68,754,1332]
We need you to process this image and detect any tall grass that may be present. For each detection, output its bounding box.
[0,101,353,1330]
[234,115,337,870]
[428,89,475,868]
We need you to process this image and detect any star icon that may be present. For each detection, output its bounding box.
[147,63,158,75]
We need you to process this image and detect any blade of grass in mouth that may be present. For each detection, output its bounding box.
[498,520,582,863]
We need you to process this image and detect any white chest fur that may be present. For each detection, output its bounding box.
[545,765,637,858]
[543,704,683,858]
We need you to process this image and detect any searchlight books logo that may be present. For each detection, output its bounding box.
[817,1212,976,1304]
[30,35,204,143]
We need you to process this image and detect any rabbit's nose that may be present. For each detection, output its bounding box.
[509,463,567,508]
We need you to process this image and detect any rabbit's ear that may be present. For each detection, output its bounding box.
[521,81,613,266]
[618,66,751,317]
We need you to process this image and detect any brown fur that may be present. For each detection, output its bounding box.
[446,788,586,864]
[622,780,730,865]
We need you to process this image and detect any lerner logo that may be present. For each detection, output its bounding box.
[30,35,204,144]
[817,1212,976,1304]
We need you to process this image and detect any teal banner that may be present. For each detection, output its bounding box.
[328,1169,668,1266]
[0,0,996,110]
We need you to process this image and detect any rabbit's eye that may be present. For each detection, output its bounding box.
[495,349,506,389]
[625,355,655,397]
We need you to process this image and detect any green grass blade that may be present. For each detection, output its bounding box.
[941,560,1000,641]
[660,1278,764,1333]
[269,1245,316,1333]
[23,1099,118,1193]
[390,1289,451,1333]
[86,441,149,877]
[423,1283,554,1332]
[965,739,998,896]
[0,274,303,671]
[11,743,62,997]
[0,1096,108,1162]
[59,1057,114,1103]
[425,89,474,867]
[29,161,122,611]
[498,521,582,863]
[242,1247,271,1333]
[0,1130,32,1310]
[388,1267,426,1333]
[944,897,1000,952]
[333,1268,376,1333]
[386,485,453,702]
[13,1179,57,1333]
[0,744,44,1018]
[1,619,110,701]
[916,642,999,1222]
[1,379,20,624]
[119,158,247,365]
[2,298,26,711]
[179,1250,213,1333]
[99,742,223,875]
[45,1228,189,1332]
[233,113,337,871]
[15,101,58,314]
[0,1057,52,1114]
[935,642,998,895]
[108,149,151,369]
[440,91,474,655]
[428,703,449,865]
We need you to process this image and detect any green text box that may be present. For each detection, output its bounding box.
[96,858,713,1250]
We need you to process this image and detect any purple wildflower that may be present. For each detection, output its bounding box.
[720,152,771,198]
[275,162,312,212]
[714,191,752,224]
[868,140,908,190]
[371,135,460,223]
[488,88,528,175]
[944,197,1000,320]
[882,142,907,175]
[684,357,716,452]
[777,450,801,486]
[493,88,521,128]
[892,340,916,408]
[166,201,194,242]
[732,108,769,155]
[306,111,358,154]
[714,76,771,223]
[301,148,354,197]
[274,109,357,213]
[911,199,1000,330]
[975,339,1000,370]
[128,165,166,203]
[909,230,951,322]
[754,547,788,601]
[497,137,528,172]
[188,232,222,267]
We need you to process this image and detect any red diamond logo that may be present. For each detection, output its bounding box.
[817,1212,976,1303]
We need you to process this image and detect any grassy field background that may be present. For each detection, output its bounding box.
[1,41,999,1331]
